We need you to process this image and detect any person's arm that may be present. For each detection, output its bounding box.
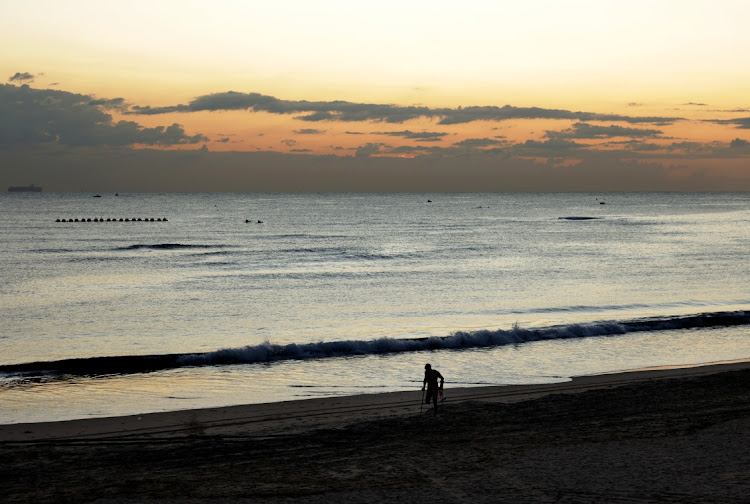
[422,372,427,390]
[438,372,444,390]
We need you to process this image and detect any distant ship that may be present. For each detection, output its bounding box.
[8,184,42,193]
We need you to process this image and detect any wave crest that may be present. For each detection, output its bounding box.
[2,310,748,380]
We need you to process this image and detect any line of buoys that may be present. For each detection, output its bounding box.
[55,218,168,222]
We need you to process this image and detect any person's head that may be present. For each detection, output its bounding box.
[425,363,431,370]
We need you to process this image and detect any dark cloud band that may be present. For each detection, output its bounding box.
[547,123,664,140]
[375,130,449,141]
[127,91,681,126]
[706,117,750,129]
[0,84,206,147]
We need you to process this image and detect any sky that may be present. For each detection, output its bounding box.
[2,0,750,192]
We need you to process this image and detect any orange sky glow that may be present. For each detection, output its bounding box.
[2,0,750,191]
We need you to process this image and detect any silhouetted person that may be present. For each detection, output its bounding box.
[422,363,444,417]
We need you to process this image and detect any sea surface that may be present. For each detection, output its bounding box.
[1,192,749,424]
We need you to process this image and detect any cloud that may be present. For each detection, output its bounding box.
[88,97,128,111]
[8,72,35,83]
[367,137,585,159]
[511,139,582,155]
[667,141,717,154]
[434,105,673,125]
[375,134,750,160]
[355,143,384,158]
[375,130,449,142]
[126,90,681,125]
[68,120,206,147]
[614,140,665,152]
[364,133,750,160]
[0,83,207,147]
[453,138,507,148]
[281,139,297,147]
[548,122,663,140]
[706,117,750,129]
[297,111,338,122]
[293,128,326,134]
[131,104,192,114]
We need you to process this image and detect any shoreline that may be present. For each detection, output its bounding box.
[2,359,748,442]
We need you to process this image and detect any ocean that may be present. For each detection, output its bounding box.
[1,192,749,424]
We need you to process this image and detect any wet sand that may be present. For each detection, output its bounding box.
[2,361,750,503]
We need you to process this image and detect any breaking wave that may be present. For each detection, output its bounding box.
[2,310,749,381]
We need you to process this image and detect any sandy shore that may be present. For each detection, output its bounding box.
[3,361,750,503]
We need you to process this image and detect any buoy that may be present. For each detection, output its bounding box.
[55,216,169,222]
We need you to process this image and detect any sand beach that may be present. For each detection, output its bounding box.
[3,361,750,503]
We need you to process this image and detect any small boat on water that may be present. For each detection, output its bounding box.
[8,184,42,193]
